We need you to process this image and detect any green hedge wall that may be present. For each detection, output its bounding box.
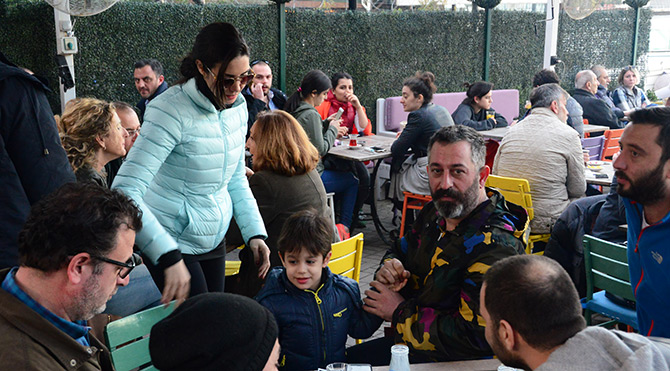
[0,1,651,129]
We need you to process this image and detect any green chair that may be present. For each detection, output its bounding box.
[581,235,638,330]
[104,301,176,371]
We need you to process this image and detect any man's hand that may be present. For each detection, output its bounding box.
[251,83,268,103]
[363,281,405,321]
[375,258,410,291]
[162,260,190,305]
[248,238,271,279]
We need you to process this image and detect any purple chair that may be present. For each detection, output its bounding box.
[581,136,605,161]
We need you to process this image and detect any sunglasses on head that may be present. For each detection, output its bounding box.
[251,59,271,67]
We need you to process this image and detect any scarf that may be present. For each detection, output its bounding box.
[325,90,357,133]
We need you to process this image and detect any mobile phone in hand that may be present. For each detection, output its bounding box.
[333,107,344,120]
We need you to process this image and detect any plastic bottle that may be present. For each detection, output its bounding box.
[389,344,410,371]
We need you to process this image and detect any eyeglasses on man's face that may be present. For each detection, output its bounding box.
[91,252,142,279]
[206,66,255,89]
[126,128,140,137]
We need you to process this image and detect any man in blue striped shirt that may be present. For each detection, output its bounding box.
[0,183,143,370]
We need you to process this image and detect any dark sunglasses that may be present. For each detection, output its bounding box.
[206,66,255,89]
[91,252,142,279]
[251,59,271,67]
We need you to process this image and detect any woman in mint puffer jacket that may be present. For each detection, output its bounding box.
[113,23,270,303]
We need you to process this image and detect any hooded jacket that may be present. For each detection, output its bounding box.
[113,78,266,265]
[291,101,338,174]
[622,197,670,337]
[382,189,527,362]
[256,267,383,371]
[536,326,670,371]
[0,54,75,268]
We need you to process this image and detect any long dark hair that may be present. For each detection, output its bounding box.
[461,81,493,105]
[285,70,332,113]
[177,22,249,104]
[402,71,437,106]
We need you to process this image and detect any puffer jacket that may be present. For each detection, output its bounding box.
[113,78,267,264]
[256,267,383,371]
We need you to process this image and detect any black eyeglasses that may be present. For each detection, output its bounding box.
[91,252,142,279]
[251,59,271,67]
[206,66,255,89]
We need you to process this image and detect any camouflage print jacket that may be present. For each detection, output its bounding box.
[381,188,528,362]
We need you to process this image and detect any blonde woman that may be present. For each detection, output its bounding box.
[612,66,648,111]
[58,98,128,187]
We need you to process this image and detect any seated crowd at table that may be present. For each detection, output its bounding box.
[3,20,670,371]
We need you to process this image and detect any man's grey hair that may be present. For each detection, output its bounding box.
[590,65,607,79]
[575,70,597,90]
[529,83,567,109]
[428,125,486,169]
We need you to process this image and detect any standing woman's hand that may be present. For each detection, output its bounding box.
[249,238,271,279]
[162,260,191,305]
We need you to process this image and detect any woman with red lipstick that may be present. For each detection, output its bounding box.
[113,23,271,302]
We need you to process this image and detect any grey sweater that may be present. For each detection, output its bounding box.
[536,327,670,371]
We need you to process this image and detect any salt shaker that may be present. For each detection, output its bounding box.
[389,344,410,371]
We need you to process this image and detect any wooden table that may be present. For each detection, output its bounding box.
[328,135,396,162]
[583,124,610,134]
[328,135,396,245]
[585,162,614,186]
[372,359,501,370]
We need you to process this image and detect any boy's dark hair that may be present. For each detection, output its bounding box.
[278,209,332,258]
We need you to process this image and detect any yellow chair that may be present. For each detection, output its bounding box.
[328,233,364,282]
[485,175,548,255]
[225,245,245,276]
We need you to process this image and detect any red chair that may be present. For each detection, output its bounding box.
[601,129,624,161]
[399,192,432,238]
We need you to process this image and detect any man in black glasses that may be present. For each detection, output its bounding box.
[242,59,287,136]
[0,183,142,370]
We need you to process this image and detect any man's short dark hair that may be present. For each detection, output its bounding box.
[18,183,142,272]
[278,209,332,258]
[134,59,164,77]
[428,125,486,169]
[483,255,585,351]
[629,107,670,163]
[532,69,560,87]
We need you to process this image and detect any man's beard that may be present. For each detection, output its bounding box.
[431,177,481,220]
[616,161,668,205]
[489,327,531,371]
[70,272,111,321]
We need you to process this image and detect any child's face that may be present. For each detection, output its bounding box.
[280,248,331,291]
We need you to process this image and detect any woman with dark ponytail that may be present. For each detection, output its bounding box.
[287,70,357,241]
[390,71,453,203]
[451,81,508,131]
[114,22,271,301]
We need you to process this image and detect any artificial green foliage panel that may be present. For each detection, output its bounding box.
[0,2,651,125]
[557,8,652,91]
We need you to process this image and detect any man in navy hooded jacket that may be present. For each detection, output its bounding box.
[0,52,75,268]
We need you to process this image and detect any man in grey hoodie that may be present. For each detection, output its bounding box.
[480,255,670,371]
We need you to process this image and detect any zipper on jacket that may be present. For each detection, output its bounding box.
[306,284,327,362]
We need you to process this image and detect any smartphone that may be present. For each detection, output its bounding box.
[333,107,344,120]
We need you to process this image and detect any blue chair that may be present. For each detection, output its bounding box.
[581,136,605,161]
[581,235,638,330]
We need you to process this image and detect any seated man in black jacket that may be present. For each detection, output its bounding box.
[572,70,623,129]
[242,60,287,137]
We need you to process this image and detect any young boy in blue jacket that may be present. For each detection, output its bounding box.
[256,209,383,371]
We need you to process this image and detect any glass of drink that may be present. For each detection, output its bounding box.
[486,110,495,120]
[349,134,359,147]
[326,362,347,371]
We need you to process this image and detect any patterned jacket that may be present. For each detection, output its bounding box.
[380,189,527,361]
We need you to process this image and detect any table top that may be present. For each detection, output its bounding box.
[478,127,508,141]
[585,161,614,186]
[372,359,501,371]
[328,135,396,162]
[583,124,610,134]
